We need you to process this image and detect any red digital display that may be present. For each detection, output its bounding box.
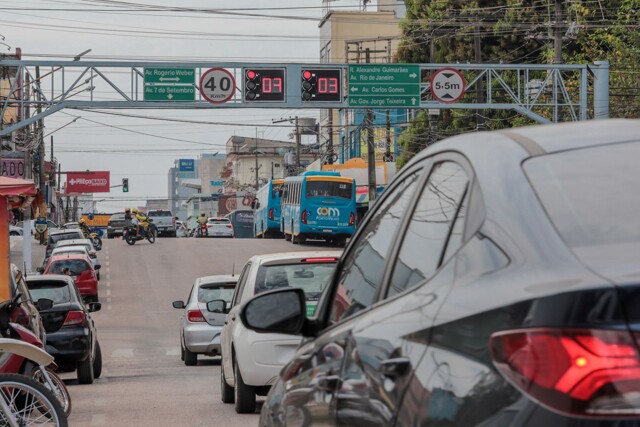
[301,69,342,102]
[243,68,286,102]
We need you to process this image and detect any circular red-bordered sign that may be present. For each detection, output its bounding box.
[430,67,466,104]
[200,68,236,104]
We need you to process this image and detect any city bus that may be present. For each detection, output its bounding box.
[281,171,356,246]
[253,179,284,238]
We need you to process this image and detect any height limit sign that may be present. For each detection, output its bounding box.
[430,68,466,103]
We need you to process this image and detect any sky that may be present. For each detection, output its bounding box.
[0,0,373,212]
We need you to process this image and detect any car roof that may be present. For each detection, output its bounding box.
[249,251,343,265]
[195,274,238,286]
[52,245,89,253]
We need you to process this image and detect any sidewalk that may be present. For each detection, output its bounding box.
[9,236,47,273]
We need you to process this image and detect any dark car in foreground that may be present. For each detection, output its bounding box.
[26,274,102,384]
[240,119,640,426]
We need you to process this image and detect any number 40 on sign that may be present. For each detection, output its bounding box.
[200,68,236,104]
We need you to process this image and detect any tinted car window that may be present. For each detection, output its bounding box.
[524,141,640,248]
[28,280,72,305]
[148,210,172,217]
[109,214,125,221]
[330,171,422,323]
[388,162,469,297]
[208,218,230,224]
[49,260,90,275]
[198,284,235,304]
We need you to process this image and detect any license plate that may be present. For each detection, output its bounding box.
[323,229,332,233]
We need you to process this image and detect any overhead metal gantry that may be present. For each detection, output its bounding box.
[0,60,609,137]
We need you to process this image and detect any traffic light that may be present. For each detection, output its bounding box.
[243,68,286,102]
[122,178,129,193]
[301,69,342,103]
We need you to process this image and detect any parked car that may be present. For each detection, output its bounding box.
[51,244,101,280]
[221,251,342,413]
[8,263,46,343]
[107,212,127,239]
[61,222,79,229]
[26,274,102,384]
[147,209,177,237]
[206,217,234,238]
[40,253,100,303]
[241,120,640,426]
[172,275,238,366]
[45,229,85,259]
[9,225,22,236]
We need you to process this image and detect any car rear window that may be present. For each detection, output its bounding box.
[148,211,172,217]
[208,218,230,224]
[197,284,236,304]
[524,141,640,248]
[27,280,72,305]
[48,260,90,275]
[110,214,125,221]
[49,232,82,244]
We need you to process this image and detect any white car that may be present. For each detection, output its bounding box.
[172,275,238,366]
[206,217,234,238]
[220,251,342,414]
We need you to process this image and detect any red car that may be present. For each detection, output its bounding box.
[41,253,100,303]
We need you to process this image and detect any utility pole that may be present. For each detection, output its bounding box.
[295,116,301,171]
[254,128,260,189]
[474,14,485,130]
[385,110,391,161]
[554,0,563,64]
[365,48,376,205]
[327,109,334,164]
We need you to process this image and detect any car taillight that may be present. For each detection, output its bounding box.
[63,311,86,327]
[349,212,355,226]
[9,306,30,327]
[187,310,206,323]
[226,225,233,229]
[269,209,274,220]
[491,328,640,417]
[302,257,338,263]
[301,210,307,224]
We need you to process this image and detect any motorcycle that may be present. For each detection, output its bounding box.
[123,219,157,245]
[0,294,72,417]
[196,222,208,238]
[81,227,102,251]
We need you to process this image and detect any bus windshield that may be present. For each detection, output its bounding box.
[306,181,352,199]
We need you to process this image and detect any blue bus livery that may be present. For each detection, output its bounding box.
[281,171,356,246]
[253,179,284,238]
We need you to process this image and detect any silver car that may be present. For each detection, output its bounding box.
[172,275,238,366]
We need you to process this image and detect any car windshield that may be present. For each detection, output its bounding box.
[524,141,640,249]
[48,259,90,275]
[148,211,172,217]
[306,180,352,199]
[197,284,236,304]
[27,281,72,305]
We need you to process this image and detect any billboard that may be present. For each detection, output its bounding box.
[179,159,195,172]
[0,157,26,179]
[66,171,111,193]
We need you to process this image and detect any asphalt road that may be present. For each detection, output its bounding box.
[53,236,323,426]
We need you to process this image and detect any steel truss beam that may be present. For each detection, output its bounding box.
[0,60,607,137]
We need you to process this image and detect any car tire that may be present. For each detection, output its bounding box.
[184,346,197,366]
[220,361,234,404]
[93,341,102,379]
[180,343,185,361]
[234,360,256,414]
[77,353,95,384]
[9,231,20,236]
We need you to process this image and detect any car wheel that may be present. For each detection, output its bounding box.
[220,360,234,404]
[184,346,197,366]
[180,343,185,361]
[234,359,256,413]
[77,353,95,384]
[9,231,20,236]
[93,341,102,379]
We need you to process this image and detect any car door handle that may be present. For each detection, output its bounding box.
[379,357,411,378]
[317,375,342,392]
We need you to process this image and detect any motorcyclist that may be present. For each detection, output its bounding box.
[133,208,149,237]
[78,218,91,238]
[196,212,208,237]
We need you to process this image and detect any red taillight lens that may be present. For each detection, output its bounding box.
[301,210,307,224]
[63,311,86,327]
[9,305,30,327]
[269,208,274,220]
[187,309,206,323]
[301,257,338,263]
[349,212,355,226]
[226,225,233,229]
[491,328,640,416]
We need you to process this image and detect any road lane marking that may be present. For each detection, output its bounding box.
[106,289,111,296]
[165,347,180,356]
[106,297,112,303]
[111,348,134,358]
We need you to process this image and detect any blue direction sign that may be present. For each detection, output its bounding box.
[348,64,420,108]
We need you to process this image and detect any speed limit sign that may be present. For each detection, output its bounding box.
[200,68,236,104]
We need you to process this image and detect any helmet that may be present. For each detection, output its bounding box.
[200,212,206,216]
[79,218,86,224]
[125,208,131,213]
[132,208,138,214]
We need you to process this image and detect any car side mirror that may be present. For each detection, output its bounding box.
[94,265,101,270]
[206,299,228,314]
[88,302,102,313]
[240,288,305,335]
[172,300,185,309]
[36,298,54,311]
[36,267,44,274]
